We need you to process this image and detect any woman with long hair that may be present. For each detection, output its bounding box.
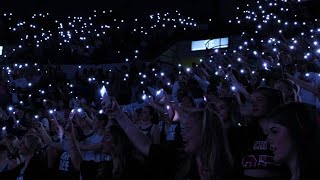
[99,124,144,179]
[237,87,290,180]
[105,98,235,180]
[266,103,320,180]
[215,97,242,129]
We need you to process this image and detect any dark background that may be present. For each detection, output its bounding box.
[0,0,218,20]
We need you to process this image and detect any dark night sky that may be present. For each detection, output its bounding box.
[0,0,218,20]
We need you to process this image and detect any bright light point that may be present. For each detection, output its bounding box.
[160,72,165,76]
[142,94,147,100]
[305,73,310,77]
[186,68,191,72]
[231,86,236,91]
[240,69,244,73]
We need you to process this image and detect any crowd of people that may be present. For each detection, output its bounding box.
[1,10,198,64]
[0,0,319,180]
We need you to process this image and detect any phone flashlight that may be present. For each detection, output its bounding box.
[100,86,107,98]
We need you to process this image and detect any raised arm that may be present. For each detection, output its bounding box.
[285,73,320,98]
[106,99,152,156]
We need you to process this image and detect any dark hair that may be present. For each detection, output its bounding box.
[144,105,159,124]
[254,87,284,112]
[275,79,300,103]
[0,144,7,152]
[98,125,138,179]
[267,103,320,179]
[96,114,109,126]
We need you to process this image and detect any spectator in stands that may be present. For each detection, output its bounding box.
[0,144,19,173]
[267,103,320,180]
[215,97,242,129]
[105,98,235,180]
[15,134,47,179]
[237,87,289,180]
[139,106,160,144]
[274,79,300,104]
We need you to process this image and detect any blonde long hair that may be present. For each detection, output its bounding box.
[176,108,234,180]
[200,109,234,179]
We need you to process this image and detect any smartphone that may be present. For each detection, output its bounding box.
[100,86,111,108]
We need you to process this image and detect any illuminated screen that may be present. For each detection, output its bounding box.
[191,37,228,51]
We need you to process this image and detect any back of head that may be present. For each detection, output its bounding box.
[189,109,233,179]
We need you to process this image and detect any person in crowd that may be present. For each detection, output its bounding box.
[139,106,160,144]
[215,97,242,129]
[237,87,289,180]
[38,111,81,180]
[0,144,19,173]
[79,114,108,162]
[105,98,235,180]
[65,115,145,180]
[274,79,300,104]
[15,134,47,180]
[266,103,320,180]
